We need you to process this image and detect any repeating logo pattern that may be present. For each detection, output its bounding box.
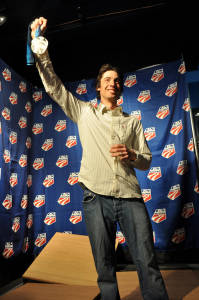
[116,231,126,244]
[152,209,167,224]
[0,58,198,259]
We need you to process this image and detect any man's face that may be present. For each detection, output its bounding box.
[97,70,121,103]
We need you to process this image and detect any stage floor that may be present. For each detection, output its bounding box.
[1,270,199,300]
[1,234,199,299]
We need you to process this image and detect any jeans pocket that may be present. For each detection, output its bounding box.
[83,190,96,204]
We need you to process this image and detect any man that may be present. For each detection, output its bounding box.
[31,17,169,300]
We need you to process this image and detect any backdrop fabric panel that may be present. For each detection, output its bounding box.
[0,57,198,259]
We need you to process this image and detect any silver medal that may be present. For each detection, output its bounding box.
[31,36,48,55]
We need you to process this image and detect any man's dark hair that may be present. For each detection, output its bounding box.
[96,63,123,99]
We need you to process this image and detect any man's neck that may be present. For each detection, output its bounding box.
[100,99,118,110]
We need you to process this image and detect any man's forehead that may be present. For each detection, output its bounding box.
[102,70,119,79]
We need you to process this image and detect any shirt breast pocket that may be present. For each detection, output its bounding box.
[112,124,125,144]
[119,124,131,144]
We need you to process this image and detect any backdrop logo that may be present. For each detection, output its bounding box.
[76,83,87,95]
[22,237,29,253]
[151,68,164,82]
[19,154,27,167]
[178,61,186,74]
[117,96,123,106]
[144,127,156,141]
[12,217,20,232]
[9,92,18,105]
[2,194,12,210]
[2,68,11,81]
[26,175,32,188]
[58,193,70,205]
[26,137,32,149]
[3,149,10,163]
[156,105,169,119]
[170,120,183,135]
[10,173,18,187]
[182,98,190,111]
[68,172,79,185]
[194,181,199,194]
[181,202,195,219]
[69,211,82,224]
[124,74,137,87]
[116,231,126,244]
[137,90,151,103]
[25,101,32,113]
[141,189,152,202]
[41,105,52,117]
[44,212,56,225]
[19,81,27,93]
[177,160,188,175]
[26,214,33,229]
[32,123,43,135]
[33,91,42,102]
[167,184,181,200]
[152,208,166,223]
[56,155,68,168]
[161,144,176,159]
[33,158,44,170]
[42,138,53,151]
[2,242,14,259]
[21,195,28,209]
[35,233,47,247]
[43,175,54,187]
[54,120,66,132]
[9,131,17,144]
[165,82,177,97]
[34,195,45,208]
[187,138,194,152]
[153,231,156,244]
[90,98,98,108]
[147,167,162,181]
[130,110,141,120]
[18,116,27,128]
[2,107,10,120]
[66,136,77,148]
[171,228,185,244]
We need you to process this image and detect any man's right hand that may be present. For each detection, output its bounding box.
[31,17,47,40]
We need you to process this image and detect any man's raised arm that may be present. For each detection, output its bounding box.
[30,17,87,123]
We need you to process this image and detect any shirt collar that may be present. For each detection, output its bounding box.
[98,103,123,116]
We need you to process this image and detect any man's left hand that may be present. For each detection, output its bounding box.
[110,144,137,161]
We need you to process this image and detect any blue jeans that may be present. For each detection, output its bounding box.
[83,189,169,300]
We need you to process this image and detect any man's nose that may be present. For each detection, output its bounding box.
[110,80,115,86]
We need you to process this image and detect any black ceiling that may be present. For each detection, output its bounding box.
[0,0,198,87]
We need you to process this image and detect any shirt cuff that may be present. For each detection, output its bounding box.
[130,149,139,161]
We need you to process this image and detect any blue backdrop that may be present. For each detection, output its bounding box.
[0,57,199,259]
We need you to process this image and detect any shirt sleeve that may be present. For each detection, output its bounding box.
[34,49,87,123]
[128,119,152,171]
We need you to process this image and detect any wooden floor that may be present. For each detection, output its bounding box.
[1,233,199,299]
[1,270,199,300]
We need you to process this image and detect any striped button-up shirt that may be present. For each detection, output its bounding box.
[35,50,152,198]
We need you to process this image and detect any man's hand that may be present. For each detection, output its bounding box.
[110,144,137,161]
[31,17,47,40]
